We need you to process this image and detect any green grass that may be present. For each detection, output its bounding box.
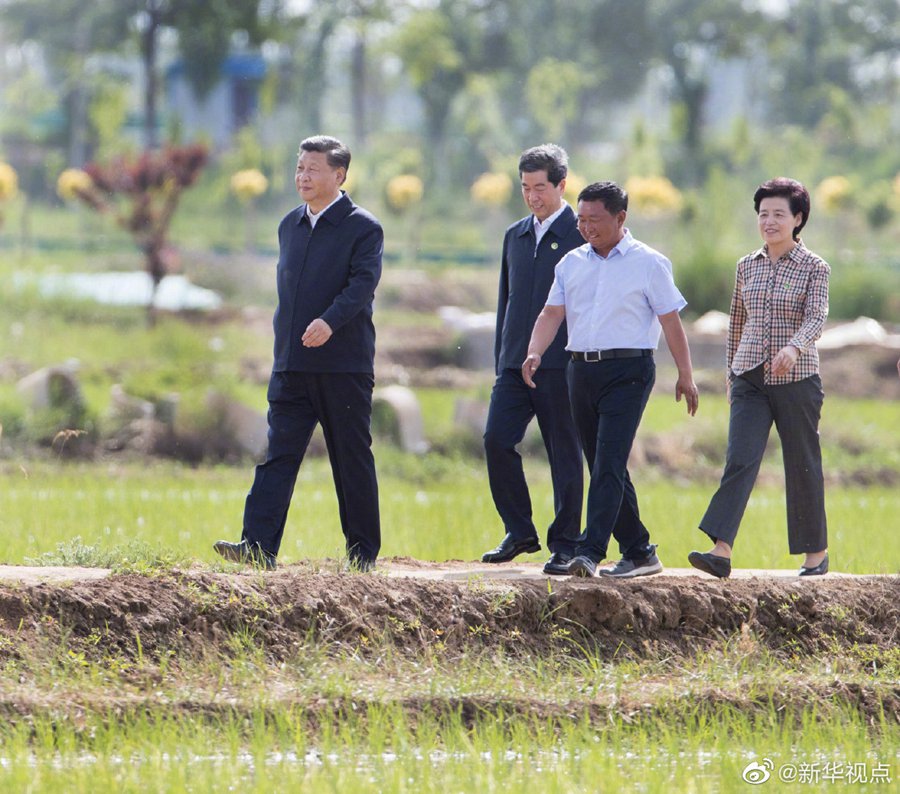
[0,705,892,793]
[1,455,898,573]
[0,631,895,793]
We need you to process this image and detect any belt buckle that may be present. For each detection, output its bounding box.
[585,351,600,362]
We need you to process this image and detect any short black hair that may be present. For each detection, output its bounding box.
[518,144,568,186]
[577,181,628,214]
[753,177,810,239]
[299,135,351,172]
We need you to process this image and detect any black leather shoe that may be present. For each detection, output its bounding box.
[213,539,277,571]
[543,551,573,576]
[567,555,597,577]
[481,533,541,563]
[688,550,731,579]
[799,553,828,577]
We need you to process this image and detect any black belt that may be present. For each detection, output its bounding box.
[571,349,653,362]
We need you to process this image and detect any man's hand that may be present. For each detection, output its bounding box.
[771,344,799,377]
[676,372,699,416]
[301,318,333,347]
[522,353,541,388]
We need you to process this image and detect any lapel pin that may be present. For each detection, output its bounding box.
[551,242,559,250]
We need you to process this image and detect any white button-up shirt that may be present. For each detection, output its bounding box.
[532,201,568,250]
[546,230,687,351]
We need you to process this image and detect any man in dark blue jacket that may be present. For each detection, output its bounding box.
[481,144,584,575]
[215,135,382,572]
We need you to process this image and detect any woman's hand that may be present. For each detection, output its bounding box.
[771,344,799,377]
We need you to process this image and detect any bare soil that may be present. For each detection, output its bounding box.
[0,562,897,728]
[0,562,895,662]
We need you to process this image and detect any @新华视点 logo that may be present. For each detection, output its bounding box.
[742,758,774,784]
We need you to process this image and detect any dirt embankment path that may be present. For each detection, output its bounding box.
[0,562,896,662]
[0,562,897,728]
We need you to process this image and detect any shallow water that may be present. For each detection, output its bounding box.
[18,271,222,311]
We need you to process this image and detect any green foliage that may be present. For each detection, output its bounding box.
[830,264,900,320]
[525,59,585,141]
[25,535,191,572]
[2,455,898,573]
[674,249,737,315]
[87,76,131,160]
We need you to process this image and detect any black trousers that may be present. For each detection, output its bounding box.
[242,371,380,562]
[567,357,655,563]
[483,368,582,553]
[700,367,827,553]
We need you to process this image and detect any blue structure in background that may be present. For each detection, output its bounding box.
[166,53,267,149]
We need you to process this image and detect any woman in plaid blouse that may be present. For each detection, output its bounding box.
[689,178,830,578]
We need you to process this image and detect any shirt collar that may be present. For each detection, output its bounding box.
[532,201,568,233]
[306,191,343,222]
[588,228,635,260]
[752,238,807,262]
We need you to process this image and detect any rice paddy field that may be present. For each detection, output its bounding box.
[0,448,898,793]
[1,453,899,574]
[0,243,897,792]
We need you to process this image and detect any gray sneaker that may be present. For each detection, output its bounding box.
[566,555,597,577]
[598,546,663,578]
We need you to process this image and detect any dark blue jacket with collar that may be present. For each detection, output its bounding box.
[273,192,383,373]
[495,204,584,372]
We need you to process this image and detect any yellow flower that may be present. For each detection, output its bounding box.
[624,176,683,216]
[817,176,853,213]
[471,172,512,207]
[563,172,587,205]
[230,169,269,202]
[386,174,424,211]
[56,168,94,201]
[0,162,18,202]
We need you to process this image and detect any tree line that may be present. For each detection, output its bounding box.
[0,0,898,194]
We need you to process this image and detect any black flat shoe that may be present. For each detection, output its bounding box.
[688,550,731,579]
[213,539,277,571]
[799,553,828,577]
[543,551,573,576]
[481,533,541,563]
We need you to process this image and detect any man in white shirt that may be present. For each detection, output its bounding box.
[523,181,699,577]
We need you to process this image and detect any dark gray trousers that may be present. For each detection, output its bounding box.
[483,368,582,554]
[699,367,827,553]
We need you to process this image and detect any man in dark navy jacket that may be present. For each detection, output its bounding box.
[215,135,382,572]
[481,144,584,575]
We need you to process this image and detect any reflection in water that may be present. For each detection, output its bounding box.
[21,272,223,311]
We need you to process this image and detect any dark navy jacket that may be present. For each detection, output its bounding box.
[494,204,584,372]
[272,192,383,374]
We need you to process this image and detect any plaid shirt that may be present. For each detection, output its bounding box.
[727,241,830,385]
